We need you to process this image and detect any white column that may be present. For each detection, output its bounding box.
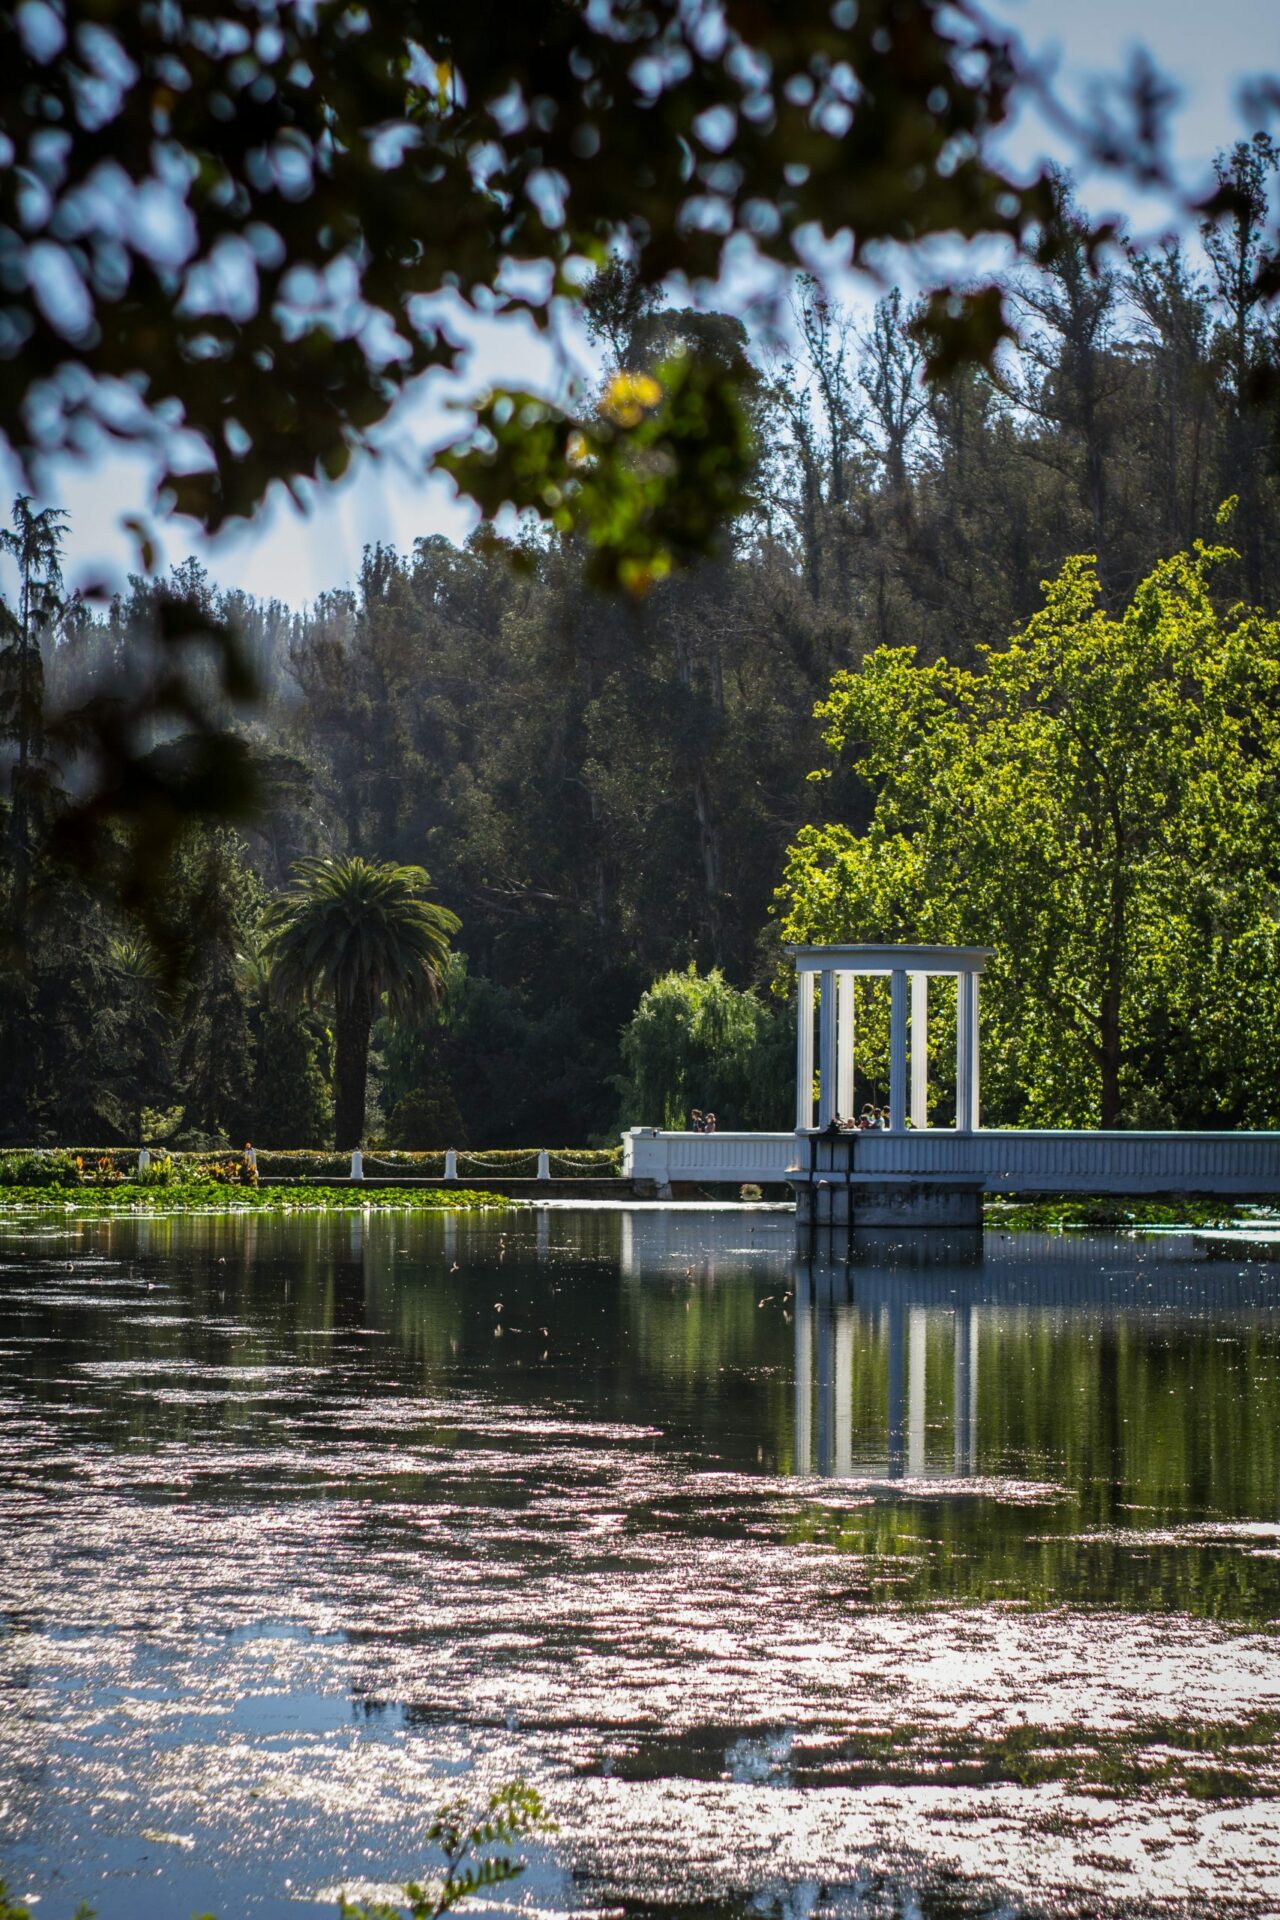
[888,968,908,1131]
[795,970,816,1131]
[955,971,972,1131]
[908,1308,927,1475]
[910,972,928,1129]
[970,973,981,1128]
[836,971,855,1121]
[817,968,838,1128]
[956,969,980,1130]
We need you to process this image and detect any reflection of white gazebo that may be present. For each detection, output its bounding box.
[787,944,992,1134]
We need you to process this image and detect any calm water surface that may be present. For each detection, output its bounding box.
[2,1205,1280,1918]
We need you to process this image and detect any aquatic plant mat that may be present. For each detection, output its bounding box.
[3,1207,1280,1918]
[0,1182,505,1219]
[985,1193,1280,1231]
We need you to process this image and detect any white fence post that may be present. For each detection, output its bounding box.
[137,1147,151,1172]
[444,1149,458,1180]
[350,1149,363,1181]
[537,1150,550,1181]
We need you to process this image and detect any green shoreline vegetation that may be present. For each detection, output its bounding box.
[0,1182,506,1219]
[983,1195,1280,1231]
[0,1150,1276,1231]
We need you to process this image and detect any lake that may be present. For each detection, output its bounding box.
[2,1204,1279,1918]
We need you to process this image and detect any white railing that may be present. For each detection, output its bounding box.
[622,1127,1280,1195]
[623,1129,804,1187]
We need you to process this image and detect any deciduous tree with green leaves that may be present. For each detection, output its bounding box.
[261,857,459,1149]
[778,538,1280,1128]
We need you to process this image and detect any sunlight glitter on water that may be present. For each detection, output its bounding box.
[2,1208,1280,1918]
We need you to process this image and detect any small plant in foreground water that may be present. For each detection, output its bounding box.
[339,1783,554,1920]
[0,1784,550,1920]
[0,1886,93,1920]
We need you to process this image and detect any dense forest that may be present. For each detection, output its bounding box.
[3,156,1280,1148]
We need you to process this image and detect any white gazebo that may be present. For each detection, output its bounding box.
[622,938,1280,1209]
[787,943,993,1134]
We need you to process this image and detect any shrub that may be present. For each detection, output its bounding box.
[251,1149,350,1178]
[84,1155,124,1187]
[362,1150,447,1177]
[385,1085,467,1150]
[134,1153,178,1187]
[193,1158,259,1187]
[0,1150,80,1187]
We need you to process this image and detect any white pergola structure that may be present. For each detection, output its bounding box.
[787,944,993,1134]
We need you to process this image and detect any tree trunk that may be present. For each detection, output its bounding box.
[1099,987,1122,1129]
[334,997,373,1149]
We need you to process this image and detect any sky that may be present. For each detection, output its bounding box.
[2,0,1275,610]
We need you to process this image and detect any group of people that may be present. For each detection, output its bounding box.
[689,1105,894,1132]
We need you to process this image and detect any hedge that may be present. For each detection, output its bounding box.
[0,1146,623,1186]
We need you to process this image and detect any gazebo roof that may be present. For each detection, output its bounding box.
[786,942,993,976]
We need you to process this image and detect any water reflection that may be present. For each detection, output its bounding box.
[3,1205,1280,1920]
[788,1224,1280,1491]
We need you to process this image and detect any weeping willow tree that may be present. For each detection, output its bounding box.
[617,965,791,1131]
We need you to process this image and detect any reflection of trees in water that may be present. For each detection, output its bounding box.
[791,1249,1280,1624]
[7,1210,1280,1624]
[328,1212,367,1330]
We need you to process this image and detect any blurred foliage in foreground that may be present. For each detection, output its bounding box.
[0,0,1077,534]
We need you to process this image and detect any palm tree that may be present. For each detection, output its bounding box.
[260,856,460,1149]
[0,494,67,921]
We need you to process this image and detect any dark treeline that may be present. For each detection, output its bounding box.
[3,158,1279,1148]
